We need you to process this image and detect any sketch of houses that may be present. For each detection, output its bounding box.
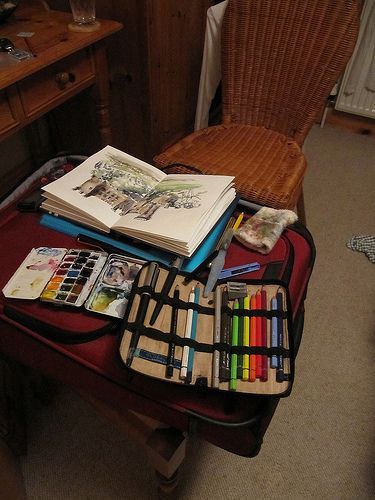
[74,176,135,215]
[73,156,206,221]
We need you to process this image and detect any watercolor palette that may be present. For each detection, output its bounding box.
[2,247,67,300]
[40,249,108,307]
[85,254,145,319]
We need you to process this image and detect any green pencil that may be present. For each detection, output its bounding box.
[230,299,239,391]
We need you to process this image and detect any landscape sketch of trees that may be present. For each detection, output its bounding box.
[73,151,206,220]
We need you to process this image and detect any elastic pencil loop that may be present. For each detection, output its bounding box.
[146,289,213,316]
[126,324,215,353]
[131,283,154,296]
[232,307,286,320]
[175,296,213,316]
[125,322,290,358]
[232,345,290,357]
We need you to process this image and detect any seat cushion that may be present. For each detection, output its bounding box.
[154,124,306,209]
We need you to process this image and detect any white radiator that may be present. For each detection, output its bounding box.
[335,0,375,119]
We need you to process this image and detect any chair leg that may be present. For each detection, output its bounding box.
[296,189,306,226]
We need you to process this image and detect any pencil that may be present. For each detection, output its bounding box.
[261,287,268,382]
[215,216,235,251]
[212,285,221,388]
[242,294,250,381]
[186,285,200,383]
[150,256,183,324]
[271,296,278,369]
[125,262,159,367]
[166,286,179,378]
[229,299,239,391]
[179,286,195,380]
[219,287,231,381]
[237,297,244,379]
[276,290,285,382]
[233,212,244,230]
[249,294,257,382]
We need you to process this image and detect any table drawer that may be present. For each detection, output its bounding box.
[19,50,95,117]
[0,88,23,135]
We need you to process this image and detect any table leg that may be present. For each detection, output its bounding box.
[80,391,187,496]
[155,468,180,499]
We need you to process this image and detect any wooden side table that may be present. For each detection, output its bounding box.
[0,3,122,148]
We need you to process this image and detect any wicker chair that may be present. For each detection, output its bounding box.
[153,0,361,224]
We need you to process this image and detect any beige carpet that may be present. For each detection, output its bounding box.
[20,124,375,499]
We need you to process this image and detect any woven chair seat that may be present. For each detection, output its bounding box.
[153,0,360,223]
[154,124,306,209]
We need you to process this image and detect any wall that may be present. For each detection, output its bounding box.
[47,0,214,162]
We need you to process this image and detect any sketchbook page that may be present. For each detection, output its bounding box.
[113,174,235,250]
[187,188,236,252]
[41,146,166,229]
[117,188,236,255]
[41,195,109,232]
[42,193,95,218]
[41,201,110,234]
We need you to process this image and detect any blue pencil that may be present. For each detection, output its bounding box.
[186,285,200,383]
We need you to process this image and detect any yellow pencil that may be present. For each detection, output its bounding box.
[233,212,244,230]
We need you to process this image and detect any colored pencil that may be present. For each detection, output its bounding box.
[237,297,244,379]
[242,294,250,380]
[186,285,200,382]
[233,212,244,230]
[261,287,268,381]
[229,299,239,391]
[249,294,257,382]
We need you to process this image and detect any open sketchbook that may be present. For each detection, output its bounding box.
[41,146,236,257]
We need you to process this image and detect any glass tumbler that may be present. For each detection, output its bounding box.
[69,0,96,25]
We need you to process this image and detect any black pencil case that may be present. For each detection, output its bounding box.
[119,262,294,397]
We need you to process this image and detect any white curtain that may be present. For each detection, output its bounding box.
[345,0,375,95]
[194,1,228,131]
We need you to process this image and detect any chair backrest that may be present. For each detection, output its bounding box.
[221,0,361,145]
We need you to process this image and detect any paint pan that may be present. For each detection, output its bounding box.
[39,249,108,307]
[85,254,145,318]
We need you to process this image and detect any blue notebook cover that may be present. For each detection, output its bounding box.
[40,196,238,273]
